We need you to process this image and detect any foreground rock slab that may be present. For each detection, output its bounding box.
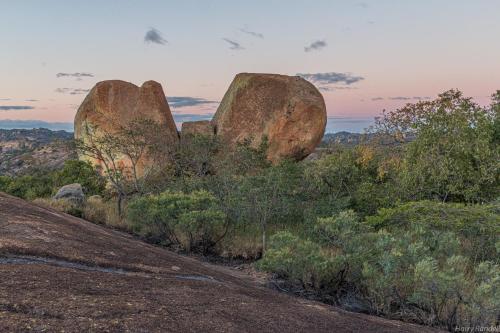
[212,73,327,163]
[0,193,441,333]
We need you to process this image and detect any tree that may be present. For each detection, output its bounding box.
[76,119,171,215]
[374,90,499,203]
[53,160,106,196]
[236,160,303,253]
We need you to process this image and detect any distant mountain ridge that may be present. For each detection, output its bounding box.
[0,128,366,176]
[0,128,74,176]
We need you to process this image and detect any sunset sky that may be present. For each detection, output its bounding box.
[1,0,499,132]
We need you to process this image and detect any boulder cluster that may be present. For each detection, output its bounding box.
[74,73,327,173]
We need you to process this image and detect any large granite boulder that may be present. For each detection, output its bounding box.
[212,73,327,163]
[74,80,179,176]
[53,183,85,204]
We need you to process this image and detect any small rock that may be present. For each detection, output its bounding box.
[53,183,85,204]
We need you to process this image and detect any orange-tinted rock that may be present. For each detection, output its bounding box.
[74,80,178,176]
[212,73,326,163]
[180,120,214,140]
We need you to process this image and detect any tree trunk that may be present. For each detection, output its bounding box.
[261,225,267,256]
[117,193,123,218]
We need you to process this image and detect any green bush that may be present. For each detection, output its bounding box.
[257,231,334,289]
[127,190,226,253]
[259,202,500,330]
[2,174,54,200]
[53,160,106,196]
[375,90,499,203]
[366,201,499,262]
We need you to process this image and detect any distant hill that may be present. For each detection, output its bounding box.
[0,128,74,176]
[321,131,370,146]
[0,128,371,176]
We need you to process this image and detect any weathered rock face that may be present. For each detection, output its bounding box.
[212,73,327,163]
[53,183,85,204]
[180,121,214,141]
[74,80,178,176]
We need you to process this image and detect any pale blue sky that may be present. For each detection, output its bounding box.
[1,0,499,132]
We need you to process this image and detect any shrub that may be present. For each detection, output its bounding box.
[4,174,54,200]
[53,160,106,196]
[259,203,500,330]
[257,231,333,290]
[127,190,226,253]
[366,201,499,262]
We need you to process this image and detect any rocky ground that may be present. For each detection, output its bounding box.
[0,192,442,332]
[0,128,74,176]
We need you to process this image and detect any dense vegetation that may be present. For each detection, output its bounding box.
[1,90,498,331]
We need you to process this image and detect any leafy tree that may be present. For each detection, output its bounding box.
[235,160,303,253]
[375,90,499,203]
[76,119,170,215]
[53,160,106,195]
[303,145,402,216]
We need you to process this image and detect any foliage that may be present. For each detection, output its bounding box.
[0,160,105,200]
[366,201,499,262]
[234,160,304,252]
[172,134,220,178]
[127,190,227,254]
[0,173,54,200]
[53,160,106,196]
[375,90,499,203]
[304,145,402,216]
[75,119,171,214]
[260,201,500,330]
[257,231,333,289]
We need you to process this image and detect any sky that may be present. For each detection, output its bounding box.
[1,0,499,133]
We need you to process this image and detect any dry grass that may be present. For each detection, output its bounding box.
[33,196,128,231]
[33,198,82,216]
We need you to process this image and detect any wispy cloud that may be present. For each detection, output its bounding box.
[56,72,94,78]
[55,88,90,95]
[222,38,244,50]
[144,28,167,45]
[167,96,219,108]
[304,40,327,52]
[240,28,264,38]
[374,96,432,101]
[0,98,11,101]
[319,86,358,92]
[357,2,368,8]
[297,72,365,85]
[388,96,412,101]
[0,105,35,111]
[173,113,214,122]
[25,99,38,102]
